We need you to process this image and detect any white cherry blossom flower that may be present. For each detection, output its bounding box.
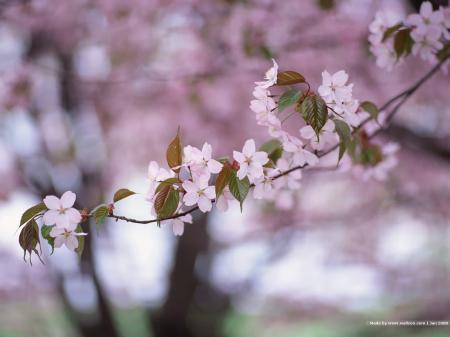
[300,119,338,151]
[43,191,81,229]
[233,139,269,182]
[255,59,278,88]
[406,1,445,32]
[147,161,173,200]
[50,226,87,251]
[183,143,222,175]
[281,134,318,167]
[182,175,215,212]
[318,70,352,102]
[411,25,443,62]
[253,169,279,199]
[274,158,302,190]
[370,39,398,71]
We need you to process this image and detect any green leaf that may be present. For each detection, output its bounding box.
[334,119,352,163]
[75,225,85,258]
[360,101,379,119]
[20,202,47,227]
[113,188,136,203]
[259,139,283,164]
[301,95,328,135]
[278,89,301,112]
[394,29,413,58]
[41,224,55,253]
[229,173,250,212]
[93,204,109,225]
[215,165,233,197]
[382,23,403,42]
[155,186,179,219]
[19,219,41,264]
[155,178,181,194]
[360,144,383,166]
[277,71,306,86]
[166,128,182,173]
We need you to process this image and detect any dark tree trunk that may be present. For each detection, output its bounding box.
[150,212,229,337]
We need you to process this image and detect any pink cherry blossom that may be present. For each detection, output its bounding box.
[233,139,269,182]
[50,226,87,251]
[300,119,338,151]
[183,142,222,176]
[255,58,278,88]
[182,175,215,213]
[43,191,81,230]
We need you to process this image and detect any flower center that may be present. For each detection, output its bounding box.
[58,207,66,215]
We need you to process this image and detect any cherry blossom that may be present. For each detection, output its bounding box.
[318,70,352,102]
[50,227,87,251]
[255,58,278,88]
[147,161,173,200]
[411,25,443,62]
[253,169,279,200]
[405,1,445,33]
[183,142,222,176]
[300,119,338,151]
[274,158,302,190]
[281,134,318,167]
[43,191,81,229]
[233,139,269,182]
[182,175,216,213]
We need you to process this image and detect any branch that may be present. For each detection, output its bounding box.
[101,54,449,225]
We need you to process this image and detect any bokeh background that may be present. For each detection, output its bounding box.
[1,0,450,336]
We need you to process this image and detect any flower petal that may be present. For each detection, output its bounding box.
[43,210,59,226]
[54,236,65,248]
[253,151,269,165]
[207,159,223,174]
[197,197,212,212]
[172,220,184,236]
[236,164,248,180]
[65,235,79,251]
[60,191,76,208]
[148,161,160,180]
[182,180,198,193]
[242,139,256,157]
[43,195,61,210]
[50,226,64,238]
[66,208,82,225]
[233,151,245,163]
[203,186,216,200]
[55,213,70,229]
[201,142,212,160]
[183,192,199,206]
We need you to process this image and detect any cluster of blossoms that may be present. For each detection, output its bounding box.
[20,58,404,259]
[250,60,399,188]
[42,191,86,251]
[369,1,450,71]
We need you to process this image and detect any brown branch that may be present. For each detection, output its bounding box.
[95,54,450,225]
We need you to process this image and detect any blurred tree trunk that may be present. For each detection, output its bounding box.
[150,213,229,337]
[23,32,120,337]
